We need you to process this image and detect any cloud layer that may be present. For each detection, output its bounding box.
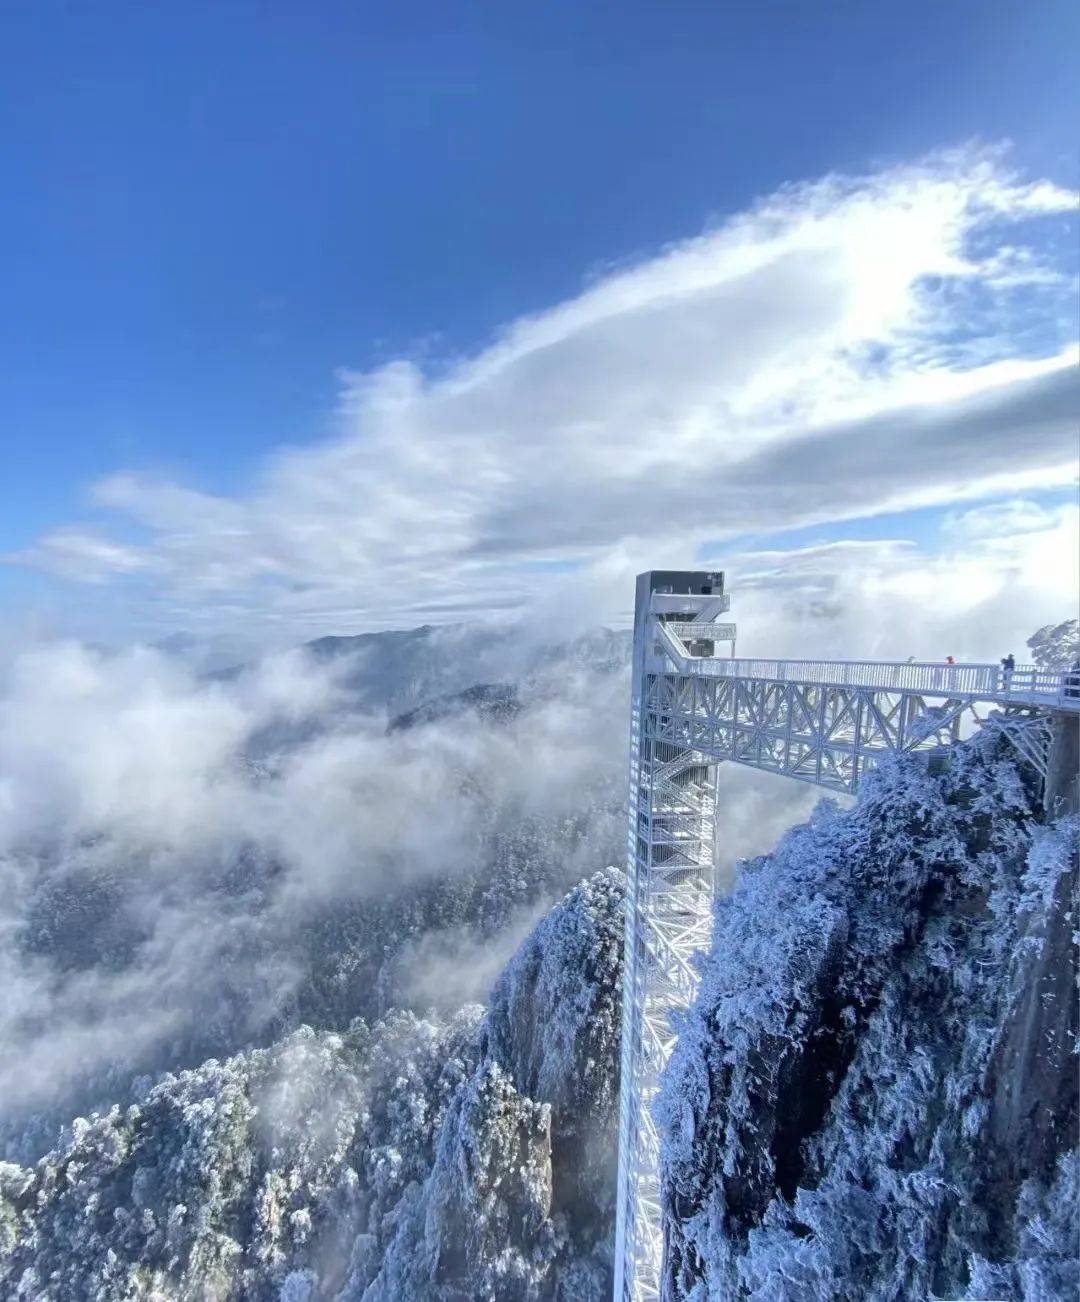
[720,498,1079,662]
[0,633,825,1135]
[8,146,1077,638]
[0,639,619,1121]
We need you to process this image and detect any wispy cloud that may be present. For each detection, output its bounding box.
[7,146,1077,636]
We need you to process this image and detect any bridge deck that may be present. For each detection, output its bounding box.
[663,642,1080,712]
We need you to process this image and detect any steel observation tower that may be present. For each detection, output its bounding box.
[614,569,1079,1301]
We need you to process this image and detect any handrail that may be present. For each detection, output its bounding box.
[655,638,1080,708]
[665,621,737,642]
[694,658,998,693]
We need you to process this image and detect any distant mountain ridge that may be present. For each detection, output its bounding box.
[387,682,521,733]
[301,622,632,715]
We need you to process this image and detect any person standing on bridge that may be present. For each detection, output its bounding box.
[1001,653,1016,689]
[946,655,955,665]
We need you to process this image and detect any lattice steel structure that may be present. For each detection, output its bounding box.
[614,569,1080,1302]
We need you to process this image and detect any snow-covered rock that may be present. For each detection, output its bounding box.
[658,730,1079,1301]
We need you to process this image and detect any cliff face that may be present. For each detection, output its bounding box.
[364,865,624,1300]
[658,731,1079,1301]
[0,869,625,1302]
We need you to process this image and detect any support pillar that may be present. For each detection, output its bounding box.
[614,571,728,1302]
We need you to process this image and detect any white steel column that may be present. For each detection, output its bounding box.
[614,571,730,1302]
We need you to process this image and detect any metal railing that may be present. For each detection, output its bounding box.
[680,656,1080,708]
[665,621,737,643]
[995,666,1080,707]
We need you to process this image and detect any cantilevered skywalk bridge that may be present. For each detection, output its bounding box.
[614,570,1080,1302]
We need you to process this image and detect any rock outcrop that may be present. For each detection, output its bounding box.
[362,866,624,1299]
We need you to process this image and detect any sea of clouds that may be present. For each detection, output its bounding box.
[0,628,825,1158]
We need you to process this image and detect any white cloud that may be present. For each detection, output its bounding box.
[941,497,1066,540]
[0,635,632,1114]
[715,502,1079,662]
[5,146,1078,638]
[15,530,157,584]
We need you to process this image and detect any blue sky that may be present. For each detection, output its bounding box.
[1,1,1077,647]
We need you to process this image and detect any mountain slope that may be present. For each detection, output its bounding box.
[0,869,625,1302]
[364,865,623,1299]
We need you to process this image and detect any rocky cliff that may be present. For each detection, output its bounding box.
[658,729,1078,1301]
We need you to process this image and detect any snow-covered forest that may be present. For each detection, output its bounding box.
[0,624,1076,1299]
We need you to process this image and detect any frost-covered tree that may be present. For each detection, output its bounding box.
[1027,618,1080,671]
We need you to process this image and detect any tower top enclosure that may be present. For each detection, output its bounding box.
[640,570,724,596]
